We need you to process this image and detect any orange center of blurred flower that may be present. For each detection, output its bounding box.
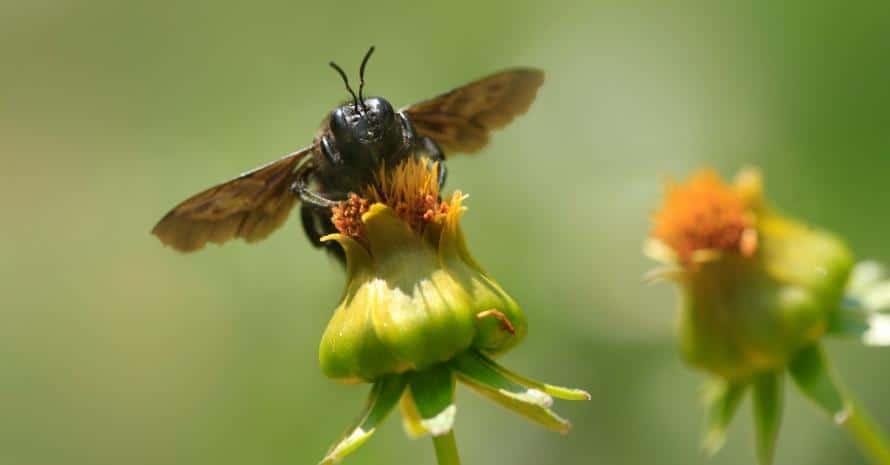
[651,170,756,263]
[331,158,450,239]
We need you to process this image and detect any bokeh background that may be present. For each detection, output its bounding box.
[3,1,890,464]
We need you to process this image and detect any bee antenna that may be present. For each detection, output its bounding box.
[357,45,375,111]
[329,61,359,110]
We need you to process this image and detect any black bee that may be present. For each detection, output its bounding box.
[152,47,544,256]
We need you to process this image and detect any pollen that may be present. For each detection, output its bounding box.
[651,170,756,263]
[332,193,371,239]
[331,157,450,240]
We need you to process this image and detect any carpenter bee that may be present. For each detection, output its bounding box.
[152,47,544,257]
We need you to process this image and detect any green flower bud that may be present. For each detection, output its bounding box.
[648,169,853,380]
[314,159,588,465]
[319,167,526,383]
[646,168,890,465]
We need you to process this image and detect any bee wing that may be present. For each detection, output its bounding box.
[401,68,544,155]
[151,147,314,252]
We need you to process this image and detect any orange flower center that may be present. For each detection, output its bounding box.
[331,158,450,239]
[651,170,756,263]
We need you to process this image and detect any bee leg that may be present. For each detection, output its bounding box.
[292,164,345,264]
[291,169,339,208]
[418,136,448,188]
[300,204,325,247]
[300,204,345,264]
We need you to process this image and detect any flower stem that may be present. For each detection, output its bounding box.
[432,431,461,465]
[841,395,890,465]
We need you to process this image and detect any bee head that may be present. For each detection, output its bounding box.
[327,47,402,159]
[329,97,397,145]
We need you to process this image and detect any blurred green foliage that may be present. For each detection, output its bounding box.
[2,0,890,464]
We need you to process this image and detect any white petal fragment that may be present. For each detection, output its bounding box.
[643,238,678,264]
[322,428,372,465]
[499,388,554,408]
[862,282,890,313]
[420,404,457,437]
[863,314,890,346]
[848,261,886,296]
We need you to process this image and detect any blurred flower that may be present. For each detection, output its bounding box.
[645,168,890,465]
[317,158,588,465]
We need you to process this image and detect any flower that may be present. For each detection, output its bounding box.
[317,158,588,465]
[648,169,853,380]
[645,168,890,465]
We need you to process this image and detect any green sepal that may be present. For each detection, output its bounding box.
[788,344,848,421]
[451,351,571,433]
[403,364,457,437]
[752,372,783,465]
[473,352,590,401]
[319,375,406,465]
[701,379,747,456]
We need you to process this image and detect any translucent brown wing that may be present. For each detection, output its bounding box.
[402,68,544,155]
[151,147,313,252]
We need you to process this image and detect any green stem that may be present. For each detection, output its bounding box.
[841,395,890,465]
[432,431,461,465]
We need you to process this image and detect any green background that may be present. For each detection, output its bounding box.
[3,1,890,464]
